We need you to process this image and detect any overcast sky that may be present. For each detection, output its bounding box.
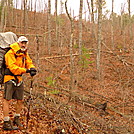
[54,0,134,20]
[13,0,134,18]
[66,0,134,16]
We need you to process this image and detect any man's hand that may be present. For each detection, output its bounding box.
[26,68,37,76]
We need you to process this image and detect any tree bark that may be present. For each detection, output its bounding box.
[111,0,114,50]
[90,0,95,39]
[65,0,74,96]
[128,0,132,40]
[47,0,51,54]
[79,0,83,57]
[120,3,124,35]
[96,0,102,80]
[55,0,58,46]
[91,0,94,23]
[23,0,27,34]
[0,0,5,32]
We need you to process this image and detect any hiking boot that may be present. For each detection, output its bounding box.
[3,120,18,130]
[13,116,23,127]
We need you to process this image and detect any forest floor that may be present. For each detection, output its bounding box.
[0,46,134,134]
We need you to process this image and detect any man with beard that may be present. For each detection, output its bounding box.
[3,36,37,130]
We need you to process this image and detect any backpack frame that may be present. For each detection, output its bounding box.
[0,32,18,84]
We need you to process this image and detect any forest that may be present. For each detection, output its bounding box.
[0,0,133,133]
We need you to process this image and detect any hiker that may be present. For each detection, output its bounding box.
[3,36,37,130]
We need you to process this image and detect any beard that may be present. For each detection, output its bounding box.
[21,47,27,52]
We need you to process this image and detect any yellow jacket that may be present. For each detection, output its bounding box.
[4,42,35,83]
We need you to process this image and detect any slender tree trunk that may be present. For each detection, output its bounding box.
[111,0,114,50]
[15,0,18,32]
[34,0,37,29]
[10,0,14,26]
[36,35,40,70]
[91,0,96,39]
[21,0,25,33]
[55,0,58,46]
[0,0,5,32]
[23,0,26,34]
[91,0,94,23]
[128,0,132,40]
[30,0,33,11]
[3,1,8,31]
[120,4,126,50]
[7,0,10,25]
[120,3,124,35]
[55,0,58,31]
[79,0,83,57]
[96,0,102,80]
[60,0,64,14]
[65,0,74,97]
[58,0,64,54]
[48,0,51,54]
[86,0,91,21]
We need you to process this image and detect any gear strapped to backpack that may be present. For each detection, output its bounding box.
[0,32,18,84]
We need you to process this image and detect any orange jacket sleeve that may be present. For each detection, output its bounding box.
[5,52,26,75]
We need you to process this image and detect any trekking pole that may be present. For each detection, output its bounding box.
[26,76,33,129]
[30,76,33,95]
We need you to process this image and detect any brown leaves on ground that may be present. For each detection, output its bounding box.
[0,48,134,134]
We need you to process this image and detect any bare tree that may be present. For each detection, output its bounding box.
[47,0,51,54]
[23,0,27,34]
[120,3,125,35]
[60,0,64,14]
[96,0,102,80]
[127,0,132,40]
[91,0,94,23]
[120,3,127,50]
[30,0,33,11]
[111,0,114,50]
[79,0,83,57]
[86,0,90,21]
[55,0,58,46]
[91,0,96,38]
[65,0,74,96]
[0,0,6,32]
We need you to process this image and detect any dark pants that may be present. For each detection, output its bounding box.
[4,81,24,100]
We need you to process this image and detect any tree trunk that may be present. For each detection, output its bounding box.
[48,0,51,54]
[0,0,5,32]
[55,0,58,46]
[96,0,102,80]
[120,3,124,35]
[91,0,95,39]
[120,3,126,50]
[86,0,91,21]
[128,0,132,40]
[23,0,27,34]
[91,0,94,23]
[79,0,83,57]
[65,0,74,98]
[111,0,114,50]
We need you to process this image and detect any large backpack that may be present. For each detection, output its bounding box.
[0,32,18,84]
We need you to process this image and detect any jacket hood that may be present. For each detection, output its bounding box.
[10,42,21,53]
